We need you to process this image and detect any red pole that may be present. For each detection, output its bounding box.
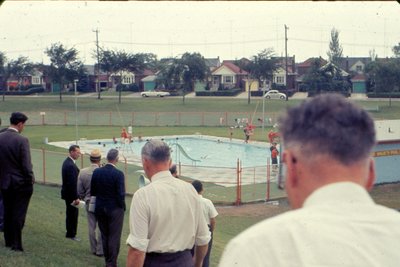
[266,159,271,201]
[124,157,127,192]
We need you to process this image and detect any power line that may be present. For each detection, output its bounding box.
[100,38,282,47]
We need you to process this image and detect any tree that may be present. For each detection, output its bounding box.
[247,48,278,87]
[180,52,209,92]
[365,59,400,95]
[98,49,151,103]
[393,43,400,58]
[327,28,343,66]
[45,43,84,102]
[156,53,209,103]
[303,59,351,97]
[1,56,34,91]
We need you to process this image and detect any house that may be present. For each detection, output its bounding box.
[84,65,111,92]
[296,57,328,91]
[338,57,372,75]
[204,57,221,72]
[211,60,248,90]
[351,73,367,93]
[135,69,154,91]
[141,75,157,91]
[4,69,44,91]
[271,56,296,90]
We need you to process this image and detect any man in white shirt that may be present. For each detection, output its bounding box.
[192,180,218,267]
[219,94,400,267]
[126,139,210,267]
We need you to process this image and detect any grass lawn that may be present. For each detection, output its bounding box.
[0,182,399,266]
[1,95,400,265]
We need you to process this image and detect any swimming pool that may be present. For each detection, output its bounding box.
[79,135,271,168]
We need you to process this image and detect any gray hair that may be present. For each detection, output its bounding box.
[279,94,376,165]
[141,139,171,163]
[107,148,119,162]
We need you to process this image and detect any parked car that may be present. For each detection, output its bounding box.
[140,90,170,97]
[264,90,287,100]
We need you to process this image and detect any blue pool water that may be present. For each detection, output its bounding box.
[85,135,271,168]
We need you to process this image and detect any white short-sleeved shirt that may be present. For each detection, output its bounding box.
[199,195,218,225]
[126,171,210,253]
[219,182,400,267]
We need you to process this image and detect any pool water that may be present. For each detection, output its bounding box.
[85,135,271,168]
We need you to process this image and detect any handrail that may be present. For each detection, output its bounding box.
[170,143,201,164]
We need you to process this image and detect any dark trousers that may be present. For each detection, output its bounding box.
[2,184,33,250]
[97,207,124,267]
[203,229,213,267]
[64,199,79,238]
[144,250,193,267]
[0,190,4,230]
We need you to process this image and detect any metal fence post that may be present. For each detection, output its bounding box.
[236,159,242,206]
[42,148,46,184]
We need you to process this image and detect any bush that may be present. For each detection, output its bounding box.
[195,88,242,96]
[1,87,45,95]
[116,83,140,92]
[367,92,400,98]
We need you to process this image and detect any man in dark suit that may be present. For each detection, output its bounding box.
[91,149,125,267]
[61,144,81,241]
[0,112,35,252]
[0,117,5,232]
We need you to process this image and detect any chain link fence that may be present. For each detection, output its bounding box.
[1,111,280,127]
[31,148,286,205]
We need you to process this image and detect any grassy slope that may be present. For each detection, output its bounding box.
[1,96,400,265]
[0,183,399,266]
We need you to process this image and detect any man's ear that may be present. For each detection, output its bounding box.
[283,150,298,188]
[365,158,376,191]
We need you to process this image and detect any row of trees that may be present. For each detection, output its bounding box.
[1,28,400,102]
[0,43,279,103]
[303,28,400,96]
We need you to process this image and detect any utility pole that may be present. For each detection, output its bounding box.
[93,28,101,99]
[284,24,289,101]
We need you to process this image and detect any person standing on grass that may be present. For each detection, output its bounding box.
[219,94,400,267]
[61,144,81,241]
[91,149,125,267]
[126,139,210,267]
[0,117,5,232]
[0,112,35,252]
[191,180,218,267]
[77,149,103,257]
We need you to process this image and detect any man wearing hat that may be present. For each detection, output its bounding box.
[77,149,103,257]
[0,112,35,252]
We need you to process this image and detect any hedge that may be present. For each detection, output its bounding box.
[367,92,400,98]
[1,87,45,95]
[195,88,242,96]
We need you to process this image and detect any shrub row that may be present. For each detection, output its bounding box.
[367,92,400,98]
[195,88,242,96]
[1,87,45,95]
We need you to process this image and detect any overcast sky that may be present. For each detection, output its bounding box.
[0,1,399,65]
